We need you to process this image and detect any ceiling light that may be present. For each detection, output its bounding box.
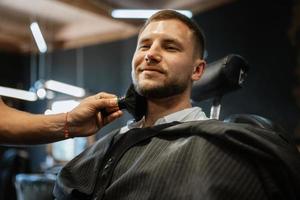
[30,22,47,53]
[0,86,37,101]
[45,80,86,97]
[111,9,193,19]
[37,88,47,99]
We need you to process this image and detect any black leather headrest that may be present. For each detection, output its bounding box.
[191,54,249,102]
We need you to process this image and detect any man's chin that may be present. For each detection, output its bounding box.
[134,83,187,99]
[135,81,161,92]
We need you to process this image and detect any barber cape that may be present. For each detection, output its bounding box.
[54,120,300,200]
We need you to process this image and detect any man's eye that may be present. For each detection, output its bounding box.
[166,46,178,51]
[139,45,150,50]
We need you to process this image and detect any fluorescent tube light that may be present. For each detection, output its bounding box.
[111,9,193,19]
[30,22,47,53]
[0,86,37,101]
[45,80,86,97]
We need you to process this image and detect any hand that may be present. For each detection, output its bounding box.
[68,92,123,137]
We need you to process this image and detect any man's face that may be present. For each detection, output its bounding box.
[131,19,202,99]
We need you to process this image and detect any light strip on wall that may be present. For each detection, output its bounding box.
[111,9,193,19]
[45,80,86,97]
[30,22,47,53]
[0,86,37,101]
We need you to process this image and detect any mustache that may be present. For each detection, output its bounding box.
[137,65,167,74]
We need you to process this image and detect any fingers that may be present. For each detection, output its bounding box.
[106,110,123,124]
[95,98,118,109]
[104,106,119,113]
[99,110,123,127]
[92,92,119,110]
[93,92,116,100]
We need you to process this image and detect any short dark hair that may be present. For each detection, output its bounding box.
[139,9,206,59]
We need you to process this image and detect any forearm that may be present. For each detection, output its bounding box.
[0,93,122,145]
[0,106,67,145]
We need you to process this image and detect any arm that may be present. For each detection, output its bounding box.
[0,92,122,145]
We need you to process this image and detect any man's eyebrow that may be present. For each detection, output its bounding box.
[138,38,151,44]
[137,37,184,48]
[163,38,184,48]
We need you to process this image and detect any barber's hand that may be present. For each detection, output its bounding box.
[68,92,123,137]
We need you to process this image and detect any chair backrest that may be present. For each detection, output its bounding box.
[191,54,249,119]
[192,55,288,135]
[191,54,249,102]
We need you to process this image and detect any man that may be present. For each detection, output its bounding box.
[54,10,300,200]
[0,92,122,145]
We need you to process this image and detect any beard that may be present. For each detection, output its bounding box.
[132,73,190,99]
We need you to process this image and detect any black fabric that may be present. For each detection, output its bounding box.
[92,122,180,199]
[117,84,147,121]
[224,114,288,135]
[54,120,300,200]
[53,129,119,199]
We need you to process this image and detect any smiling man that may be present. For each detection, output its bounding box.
[132,18,204,99]
[54,10,300,200]
[131,13,206,128]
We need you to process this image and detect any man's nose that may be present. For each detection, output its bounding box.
[145,52,162,65]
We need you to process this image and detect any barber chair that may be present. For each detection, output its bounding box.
[14,173,56,200]
[192,54,248,120]
[193,54,296,152]
[191,54,286,133]
[0,149,30,200]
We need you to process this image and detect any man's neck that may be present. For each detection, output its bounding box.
[144,92,192,127]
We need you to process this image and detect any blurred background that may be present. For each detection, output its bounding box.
[0,0,300,199]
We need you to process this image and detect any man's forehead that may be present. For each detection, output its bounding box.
[138,19,193,41]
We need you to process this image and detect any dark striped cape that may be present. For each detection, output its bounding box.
[54,120,300,200]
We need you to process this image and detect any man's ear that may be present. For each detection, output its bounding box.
[191,59,206,81]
